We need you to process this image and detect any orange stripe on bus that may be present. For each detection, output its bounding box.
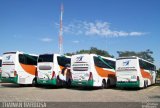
[95,66,115,77]
[20,63,37,75]
[59,66,64,71]
[140,69,152,81]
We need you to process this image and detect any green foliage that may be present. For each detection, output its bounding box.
[117,49,154,62]
[65,53,75,56]
[157,69,160,78]
[65,47,114,58]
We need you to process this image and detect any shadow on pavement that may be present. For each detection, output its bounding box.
[67,86,107,91]
[36,85,65,89]
[0,83,21,88]
[0,83,39,88]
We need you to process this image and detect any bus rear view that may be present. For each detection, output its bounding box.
[116,57,140,88]
[116,56,156,88]
[1,51,38,85]
[1,52,17,83]
[71,54,116,88]
[37,54,56,85]
[37,54,71,86]
[71,54,93,87]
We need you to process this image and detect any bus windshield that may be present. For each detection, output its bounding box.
[38,54,53,63]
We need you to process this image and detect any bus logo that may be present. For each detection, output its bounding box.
[123,60,130,66]
[6,55,11,60]
[76,56,83,62]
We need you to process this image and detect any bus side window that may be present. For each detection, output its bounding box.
[139,59,156,72]
[19,54,37,65]
[19,54,25,64]
[139,60,146,69]
[94,57,115,69]
[26,56,37,65]
[94,57,105,68]
[104,59,115,70]
[57,56,71,67]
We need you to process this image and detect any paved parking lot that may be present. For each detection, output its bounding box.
[0,83,160,103]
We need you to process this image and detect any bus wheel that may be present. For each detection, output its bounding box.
[66,79,71,88]
[106,79,111,88]
[19,84,24,87]
[56,76,61,87]
[32,78,37,87]
[144,81,148,88]
[101,79,107,89]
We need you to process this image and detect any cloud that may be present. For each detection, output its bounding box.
[72,40,79,44]
[56,20,147,38]
[40,38,52,42]
[129,32,146,36]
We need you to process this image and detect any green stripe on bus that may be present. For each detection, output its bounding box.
[37,78,57,85]
[1,75,18,84]
[71,80,94,87]
[116,81,140,88]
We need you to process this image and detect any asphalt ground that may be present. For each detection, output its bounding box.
[0,82,160,108]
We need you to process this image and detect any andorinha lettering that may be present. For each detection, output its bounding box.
[72,64,89,66]
[117,67,137,71]
[3,61,14,64]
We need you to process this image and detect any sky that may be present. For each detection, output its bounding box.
[0,0,160,68]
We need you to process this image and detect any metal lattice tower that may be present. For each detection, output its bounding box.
[59,3,63,55]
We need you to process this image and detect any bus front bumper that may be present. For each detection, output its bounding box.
[37,78,57,85]
[1,76,18,83]
[71,80,94,87]
[116,81,140,88]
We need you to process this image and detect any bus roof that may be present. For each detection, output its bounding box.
[3,51,17,54]
[3,51,38,57]
[38,53,60,56]
[117,56,154,65]
[72,53,115,61]
[38,53,71,58]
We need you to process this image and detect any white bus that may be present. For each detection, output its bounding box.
[0,57,2,80]
[37,54,71,86]
[1,51,38,85]
[116,56,156,88]
[71,54,116,88]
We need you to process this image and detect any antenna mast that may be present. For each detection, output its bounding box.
[59,3,63,55]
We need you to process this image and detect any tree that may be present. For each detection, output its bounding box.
[65,47,114,58]
[65,53,75,56]
[157,68,160,78]
[117,49,154,62]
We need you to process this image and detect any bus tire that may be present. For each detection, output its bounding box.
[66,79,71,88]
[101,79,107,89]
[144,80,148,88]
[106,79,111,88]
[32,78,37,87]
[56,76,61,87]
[19,84,25,87]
